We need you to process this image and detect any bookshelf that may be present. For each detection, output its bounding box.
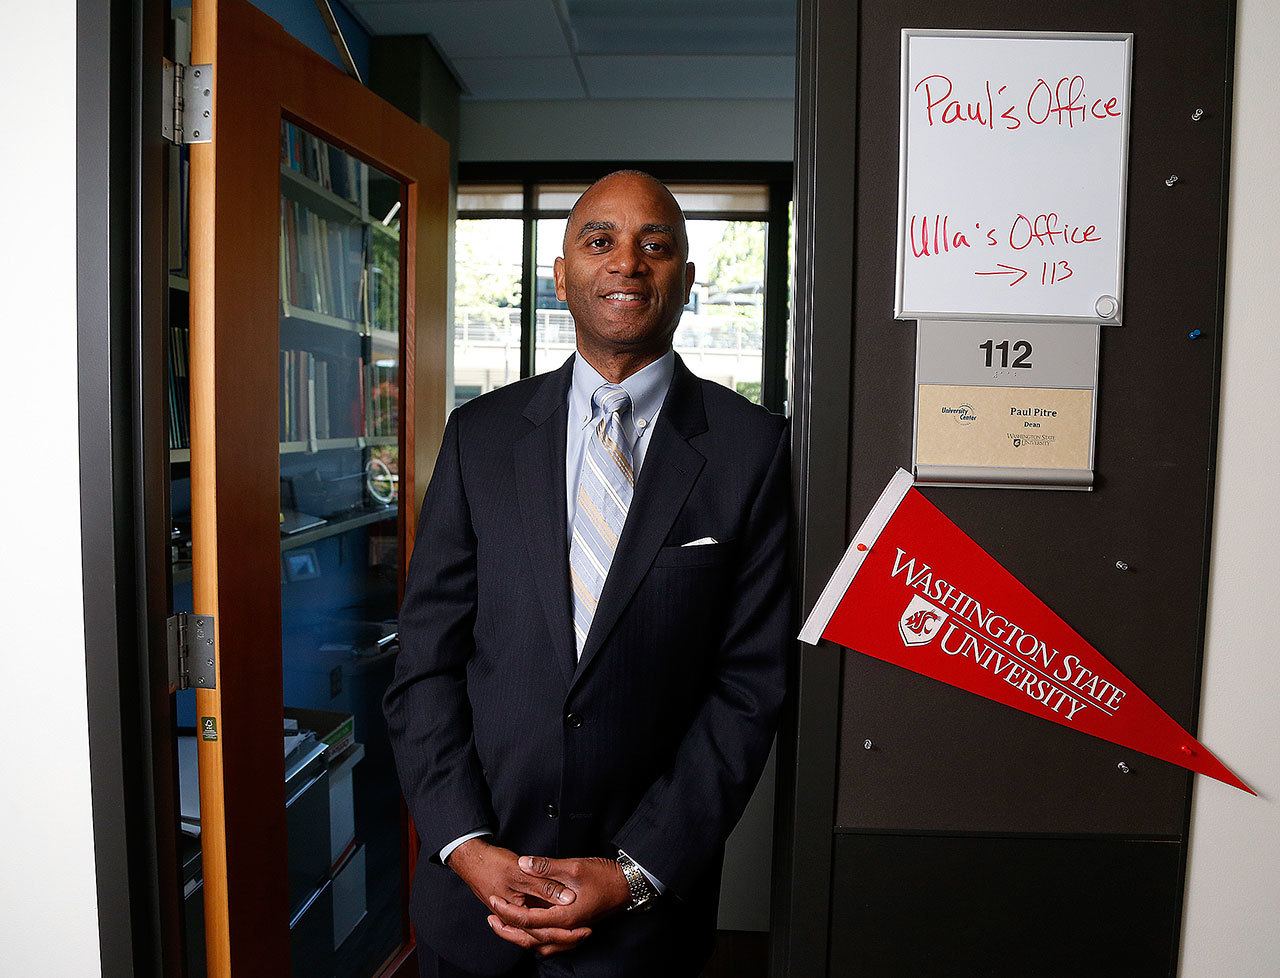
[281,300,363,333]
[167,119,404,616]
[280,162,365,224]
[167,119,402,500]
[280,505,398,552]
[171,503,399,586]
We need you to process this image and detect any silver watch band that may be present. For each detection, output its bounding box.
[617,852,658,911]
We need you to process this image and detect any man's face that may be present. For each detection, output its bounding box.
[554,175,695,355]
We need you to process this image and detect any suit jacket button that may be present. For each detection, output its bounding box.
[565,712,583,728]
[545,804,559,819]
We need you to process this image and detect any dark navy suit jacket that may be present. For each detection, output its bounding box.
[384,353,792,977]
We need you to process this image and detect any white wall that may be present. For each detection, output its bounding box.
[1180,2,1280,974]
[459,97,794,162]
[0,1,102,976]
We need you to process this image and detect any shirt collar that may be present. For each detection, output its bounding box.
[569,349,676,430]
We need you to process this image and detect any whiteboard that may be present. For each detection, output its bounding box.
[895,30,1133,324]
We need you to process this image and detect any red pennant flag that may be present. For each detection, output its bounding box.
[800,469,1252,794]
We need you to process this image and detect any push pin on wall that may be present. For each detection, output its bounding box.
[1188,328,1202,340]
[863,739,873,750]
[856,543,868,552]
[1115,560,1130,572]
[1117,761,1130,774]
[1192,108,1204,121]
[1166,174,1179,187]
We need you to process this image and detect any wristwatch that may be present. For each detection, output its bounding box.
[616,852,659,912]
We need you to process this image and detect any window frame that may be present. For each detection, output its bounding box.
[457,162,794,414]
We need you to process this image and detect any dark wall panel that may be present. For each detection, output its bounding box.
[829,833,1183,978]
[837,1,1233,836]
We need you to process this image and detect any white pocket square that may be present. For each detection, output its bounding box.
[680,537,718,547]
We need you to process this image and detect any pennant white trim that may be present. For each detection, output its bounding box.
[797,468,915,645]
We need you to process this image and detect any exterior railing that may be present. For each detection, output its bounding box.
[454,307,763,353]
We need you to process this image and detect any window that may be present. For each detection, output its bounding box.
[453,217,523,405]
[453,171,792,413]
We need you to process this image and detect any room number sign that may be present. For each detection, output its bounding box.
[913,320,1100,490]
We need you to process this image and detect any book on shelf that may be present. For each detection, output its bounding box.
[280,120,367,212]
[314,360,330,440]
[279,350,370,444]
[279,196,367,323]
[168,325,190,450]
[306,355,318,452]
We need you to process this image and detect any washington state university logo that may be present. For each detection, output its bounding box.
[898,594,949,647]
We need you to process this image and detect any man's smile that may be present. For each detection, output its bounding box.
[600,291,650,305]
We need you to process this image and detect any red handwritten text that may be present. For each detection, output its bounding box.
[909,213,1101,261]
[913,74,1123,131]
[908,214,972,257]
[1009,213,1101,250]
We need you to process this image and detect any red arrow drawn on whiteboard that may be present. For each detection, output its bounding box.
[974,263,1027,286]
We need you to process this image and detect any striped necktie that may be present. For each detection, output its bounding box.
[570,384,635,659]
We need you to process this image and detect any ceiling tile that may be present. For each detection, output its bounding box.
[578,55,794,100]
[352,0,571,57]
[452,56,585,99]
[565,3,796,56]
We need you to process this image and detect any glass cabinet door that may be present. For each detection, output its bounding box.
[184,1,450,974]
[277,120,406,978]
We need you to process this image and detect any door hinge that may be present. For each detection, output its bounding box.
[162,58,214,145]
[167,613,217,692]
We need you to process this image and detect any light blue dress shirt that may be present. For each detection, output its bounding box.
[440,350,677,894]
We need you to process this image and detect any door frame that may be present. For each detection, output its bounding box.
[78,0,186,973]
[768,0,859,973]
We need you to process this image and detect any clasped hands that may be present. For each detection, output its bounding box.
[448,837,632,957]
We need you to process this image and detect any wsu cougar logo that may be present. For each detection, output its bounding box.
[898,594,949,647]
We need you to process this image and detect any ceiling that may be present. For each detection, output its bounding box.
[346,0,796,101]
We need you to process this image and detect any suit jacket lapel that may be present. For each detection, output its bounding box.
[513,357,577,689]
[573,354,708,687]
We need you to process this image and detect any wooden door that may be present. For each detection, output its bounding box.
[188,0,448,973]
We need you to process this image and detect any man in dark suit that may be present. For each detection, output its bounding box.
[385,170,792,978]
